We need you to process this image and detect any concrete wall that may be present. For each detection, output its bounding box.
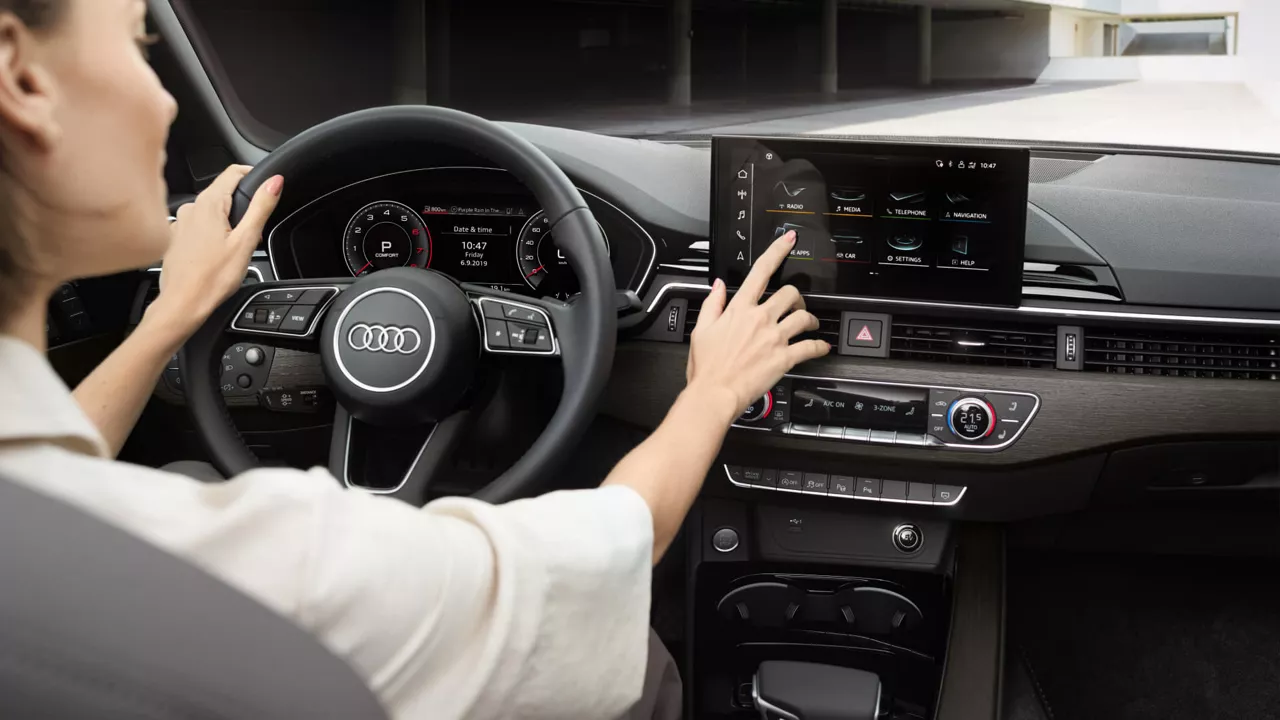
[1039,54,1240,80]
[1241,0,1280,113]
[934,8,1051,80]
[1120,0,1241,15]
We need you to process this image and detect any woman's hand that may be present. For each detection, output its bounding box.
[145,165,284,345]
[684,230,831,423]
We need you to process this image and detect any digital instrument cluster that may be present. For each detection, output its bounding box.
[341,197,602,299]
[270,168,652,300]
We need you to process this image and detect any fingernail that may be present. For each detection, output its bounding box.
[266,175,284,197]
[713,278,724,291]
[787,231,797,244]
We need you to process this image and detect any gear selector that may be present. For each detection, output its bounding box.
[753,661,882,720]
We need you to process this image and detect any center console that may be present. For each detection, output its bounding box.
[735,375,1040,453]
[689,136,1028,719]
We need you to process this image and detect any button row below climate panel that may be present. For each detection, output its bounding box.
[725,465,965,506]
[782,425,940,448]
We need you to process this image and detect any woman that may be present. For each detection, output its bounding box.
[0,0,829,717]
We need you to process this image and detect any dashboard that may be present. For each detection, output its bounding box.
[266,166,657,300]
[128,110,1280,533]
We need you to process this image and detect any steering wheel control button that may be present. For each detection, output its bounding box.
[892,524,924,554]
[856,477,881,500]
[712,527,740,553]
[802,473,828,495]
[235,374,252,389]
[948,397,996,442]
[297,289,335,306]
[238,305,288,331]
[487,323,511,348]
[250,290,300,304]
[829,475,856,497]
[503,304,546,326]
[880,480,908,502]
[278,305,318,334]
[244,347,264,366]
[777,471,804,492]
[907,482,934,503]
[507,322,552,351]
[934,484,963,505]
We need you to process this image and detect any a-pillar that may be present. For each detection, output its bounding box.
[393,0,426,105]
[917,4,932,88]
[821,0,838,95]
[427,0,451,105]
[669,0,692,107]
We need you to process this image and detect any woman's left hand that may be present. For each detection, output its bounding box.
[146,165,284,343]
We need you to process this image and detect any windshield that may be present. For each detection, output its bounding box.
[176,0,1279,155]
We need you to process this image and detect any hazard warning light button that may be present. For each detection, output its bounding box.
[838,311,891,358]
[848,319,883,348]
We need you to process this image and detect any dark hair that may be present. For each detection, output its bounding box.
[0,0,64,324]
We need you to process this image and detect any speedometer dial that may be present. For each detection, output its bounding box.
[516,211,609,299]
[343,201,431,277]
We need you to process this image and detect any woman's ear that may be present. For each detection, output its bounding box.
[0,13,60,154]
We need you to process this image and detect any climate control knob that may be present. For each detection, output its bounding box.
[739,392,774,424]
[948,397,996,442]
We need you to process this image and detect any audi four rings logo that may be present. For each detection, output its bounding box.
[347,324,423,354]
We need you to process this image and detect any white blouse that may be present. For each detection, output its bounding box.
[0,335,655,719]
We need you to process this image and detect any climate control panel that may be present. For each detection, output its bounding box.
[733,374,1039,452]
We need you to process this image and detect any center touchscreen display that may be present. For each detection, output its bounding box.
[711,136,1030,306]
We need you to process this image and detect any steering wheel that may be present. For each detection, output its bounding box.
[180,106,616,505]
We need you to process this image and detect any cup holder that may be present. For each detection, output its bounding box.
[716,580,925,640]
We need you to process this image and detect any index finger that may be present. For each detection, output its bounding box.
[199,165,253,204]
[734,231,796,305]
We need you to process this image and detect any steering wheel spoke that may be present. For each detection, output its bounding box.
[328,405,472,505]
[462,284,565,358]
[225,280,352,350]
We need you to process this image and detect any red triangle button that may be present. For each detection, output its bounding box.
[855,325,875,342]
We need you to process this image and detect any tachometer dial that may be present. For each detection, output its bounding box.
[516,211,609,298]
[343,201,431,277]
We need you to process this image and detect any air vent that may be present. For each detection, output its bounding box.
[1084,328,1280,381]
[890,316,1057,368]
[682,306,842,345]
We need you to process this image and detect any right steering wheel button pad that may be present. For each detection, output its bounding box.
[474,298,557,355]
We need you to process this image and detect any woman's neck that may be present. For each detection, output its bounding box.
[1,281,55,353]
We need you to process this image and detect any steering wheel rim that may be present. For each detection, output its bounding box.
[182,106,616,504]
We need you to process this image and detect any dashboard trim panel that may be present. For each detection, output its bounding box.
[645,281,1280,328]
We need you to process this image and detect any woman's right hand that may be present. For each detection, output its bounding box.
[685,231,831,422]
[145,165,284,346]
